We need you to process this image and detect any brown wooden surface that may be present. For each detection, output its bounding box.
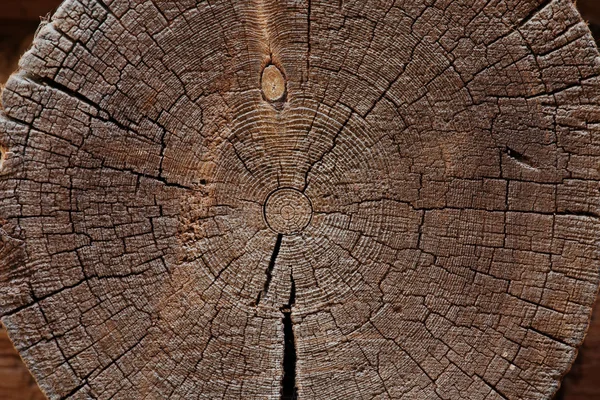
[550,4,600,399]
[1,0,600,399]
[0,4,55,400]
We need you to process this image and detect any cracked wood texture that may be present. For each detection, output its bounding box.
[1,0,600,399]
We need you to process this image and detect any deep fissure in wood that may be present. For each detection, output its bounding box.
[256,233,283,305]
[281,274,297,400]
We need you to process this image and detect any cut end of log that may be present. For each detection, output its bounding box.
[0,0,599,399]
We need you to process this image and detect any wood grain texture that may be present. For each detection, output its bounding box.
[0,0,600,399]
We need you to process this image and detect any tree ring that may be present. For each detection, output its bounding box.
[264,188,313,234]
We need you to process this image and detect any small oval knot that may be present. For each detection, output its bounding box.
[261,65,286,102]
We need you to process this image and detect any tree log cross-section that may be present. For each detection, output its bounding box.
[0,0,600,399]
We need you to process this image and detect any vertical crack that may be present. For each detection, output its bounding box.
[256,234,283,306]
[281,274,297,399]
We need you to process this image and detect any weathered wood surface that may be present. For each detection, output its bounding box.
[1,0,600,399]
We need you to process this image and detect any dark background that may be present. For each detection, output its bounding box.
[0,1,599,399]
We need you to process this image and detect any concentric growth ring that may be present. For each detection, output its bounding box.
[264,188,313,234]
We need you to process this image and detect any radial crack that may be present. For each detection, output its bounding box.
[256,233,283,306]
[281,274,297,400]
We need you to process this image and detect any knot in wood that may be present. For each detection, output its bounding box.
[264,188,312,234]
[261,65,286,102]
